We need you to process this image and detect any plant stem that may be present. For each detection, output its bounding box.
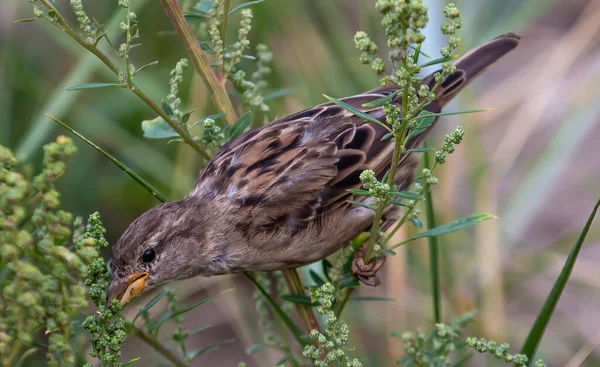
[282,269,320,332]
[129,326,188,367]
[218,0,231,79]
[38,0,211,161]
[423,142,441,324]
[160,0,238,125]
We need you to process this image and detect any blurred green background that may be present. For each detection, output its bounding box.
[2,0,600,365]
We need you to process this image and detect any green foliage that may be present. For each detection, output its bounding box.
[466,337,546,367]
[0,138,104,366]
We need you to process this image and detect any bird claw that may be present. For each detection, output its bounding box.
[351,242,386,287]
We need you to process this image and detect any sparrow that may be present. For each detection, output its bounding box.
[108,33,520,305]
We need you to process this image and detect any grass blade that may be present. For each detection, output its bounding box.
[132,289,169,325]
[65,82,123,91]
[46,114,169,203]
[390,213,497,249]
[245,272,307,347]
[323,94,392,132]
[361,90,399,108]
[423,143,441,324]
[520,197,600,363]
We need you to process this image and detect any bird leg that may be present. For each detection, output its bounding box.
[351,240,386,286]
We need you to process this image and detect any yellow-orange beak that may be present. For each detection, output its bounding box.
[107,272,149,306]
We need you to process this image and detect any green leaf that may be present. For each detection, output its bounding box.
[309,269,326,286]
[520,197,600,363]
[14,18,39,23]
[122,357,141,367]
[247,344,280,354]
[132,289,168,324]
[136,60,159,73]
[228,0,265,15]
[193,0,213,14]
[395,191,425,201]
[350,296,395,302]
[382,132,393,141]
[377,248,396,256]
[347,200,373,210]
[198,40,214,53]
[245,273,307,346]
[411,108,492,120]
[152,289,234,337]
[263,88,295,101]
[361,90,399,108]
[423,142,441,323]
[184,13,209,21]
[189,339,235,360]
[322,259,333,281]
[339,277,361,289]
[347,189,370,196]
[407,110,436,140]
[411,218,424,229]
[389,199,409,207]
[324,94,392,132]
[14,347,38,367]
[229,111,252,139]
[141,116,179,139]
[408,147,435,153]
[280,294,317,306]
[189,324,213,336]
[419,55,456,68]
[391,213,497,249]
[65,82,122,91]
[191,113,226,128]
[46,114,169,203]
[160,101,174,117]
[275,356,289,366]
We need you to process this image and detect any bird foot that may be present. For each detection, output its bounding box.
[351,242,386,286]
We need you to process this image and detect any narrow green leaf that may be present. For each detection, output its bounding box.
[229,111,252,139]
[193,0,213,14]
[280,294,317,306]
[395,191,425,201]
[409,43,432,59]
[408,147,435,153]
[46,114,169,203]
[520,197,600,363]
[160,101,174,117]
[141,116,179,139]
[14,18,39,23]
[184,13,209,21]
[347,189,370,196]
[423,142,441,324]
[361,90,399,108]
[382,132,393,141]
[347,200,373,210]
[412,43,423,63]
[322,259,333,281]
[191,113,226,128]
[350,296,395,302]
[263,88,295,101]
[247,344,281,354]
[122,357,141,367]
[181,110,193,124]
[189,339,235,360]
[132,289,169,324]
[407,110,436,140]
[245,273,307,346]
[377,248,396,256]
[324,94,392,132]
[309,269,326,286]
[66,82,122,91]
[411,108,492,121]
[152,289,234,337]
[228,0,265,15]
[14,347,38,367]
[275,355,289,366]
[419,55,456,68]
[390,213,497,249]
[136,60,159,73]
[339,277,361,289]
[167,138,184,144]
[190,324,213,336]
[198,40,214,53]
[411,218,424,229]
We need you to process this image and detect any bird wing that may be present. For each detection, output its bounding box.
[191,90,409,228]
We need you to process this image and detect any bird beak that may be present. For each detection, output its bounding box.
[107,272,149,306]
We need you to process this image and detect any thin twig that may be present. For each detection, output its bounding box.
[160,0,238,125]
[129,326,188,367]
[38,0,211,161]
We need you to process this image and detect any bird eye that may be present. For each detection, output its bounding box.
[141,248,156,263]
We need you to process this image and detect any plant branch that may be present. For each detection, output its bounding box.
[129,325,188,367]
[282,269,320,333]
[38,0,211,161]
[160,0,238,125]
